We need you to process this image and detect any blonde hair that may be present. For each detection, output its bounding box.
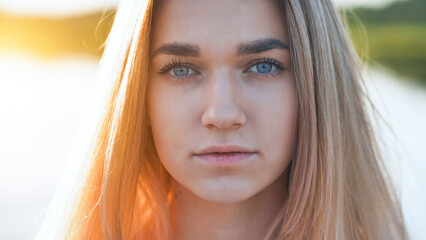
[36,0,407,239]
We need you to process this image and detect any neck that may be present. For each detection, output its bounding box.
[168,170,288,240]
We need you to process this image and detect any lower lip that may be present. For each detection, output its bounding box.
[194,152,256,166]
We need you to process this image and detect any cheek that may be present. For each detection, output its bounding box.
[253,82,297,170]
[147,81,197,168]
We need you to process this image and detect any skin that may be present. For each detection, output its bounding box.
[147,0,297,239]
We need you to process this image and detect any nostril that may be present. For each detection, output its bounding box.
[201,105,247,130]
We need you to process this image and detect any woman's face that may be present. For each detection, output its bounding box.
[148,0,297,203]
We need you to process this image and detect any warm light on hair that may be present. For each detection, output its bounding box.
[35,0,407,239]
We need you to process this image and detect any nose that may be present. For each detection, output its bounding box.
[201,72,246,130]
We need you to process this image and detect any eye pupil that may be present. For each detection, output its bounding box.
[173,67,189,77]
[256,63,272,73]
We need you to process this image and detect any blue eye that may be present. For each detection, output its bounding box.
[170,66,197,78]
[255,63,273,73]
[158,58,199,80]
[244,58,285,76]
[173,67,189,77]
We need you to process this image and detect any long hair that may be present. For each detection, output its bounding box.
[36,0,407,239]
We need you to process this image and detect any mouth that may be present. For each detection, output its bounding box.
[194,145,255,155]
[194,145,257,166]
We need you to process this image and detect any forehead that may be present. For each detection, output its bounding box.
[150,0,287,56]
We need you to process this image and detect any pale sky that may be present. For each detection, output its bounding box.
[0,0,400,16]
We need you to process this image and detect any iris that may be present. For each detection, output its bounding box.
[173,67,189,77]
[256,63,272,73]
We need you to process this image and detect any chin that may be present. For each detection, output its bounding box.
[193,180,258,204]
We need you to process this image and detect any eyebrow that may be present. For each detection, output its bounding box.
[150,38,289,58]
[151,42,200,58]
[237,38,289,55]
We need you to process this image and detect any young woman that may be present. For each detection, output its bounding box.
[36,0,408,239]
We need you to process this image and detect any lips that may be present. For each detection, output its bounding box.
[194,145,256,166]
[194,145,256,155]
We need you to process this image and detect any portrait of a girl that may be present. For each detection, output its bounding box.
[35,0,408,239]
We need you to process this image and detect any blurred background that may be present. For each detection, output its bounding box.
[0,0,425,239]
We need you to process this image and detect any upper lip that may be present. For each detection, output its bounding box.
[194,145,256,155]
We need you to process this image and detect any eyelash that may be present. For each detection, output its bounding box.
[157,57,286,81]
[244,57,286,77]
